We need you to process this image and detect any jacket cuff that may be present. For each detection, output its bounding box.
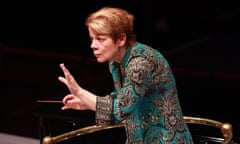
[95,95,114,126]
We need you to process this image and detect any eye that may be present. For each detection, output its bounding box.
[97,37,106,42]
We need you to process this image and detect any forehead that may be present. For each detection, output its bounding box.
[89,28,110,37]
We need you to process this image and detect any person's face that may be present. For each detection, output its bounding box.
[88,28,125,63]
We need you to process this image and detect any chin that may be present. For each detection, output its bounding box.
[96,58,107,63]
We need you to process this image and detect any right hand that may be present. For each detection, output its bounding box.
[58,63,87,110]
[61,94,88,110]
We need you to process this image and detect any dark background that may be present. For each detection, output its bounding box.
[1,0,240,143]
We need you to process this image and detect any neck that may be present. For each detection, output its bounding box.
[113,46,127,63]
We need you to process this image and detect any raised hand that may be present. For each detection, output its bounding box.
[58,63,82,95]
[58,63,87,110]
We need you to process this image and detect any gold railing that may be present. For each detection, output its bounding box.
[42,116,233,144]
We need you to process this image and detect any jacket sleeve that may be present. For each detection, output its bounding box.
[95,95,115,125]
[113,57,155,122]
[95,57,155,125]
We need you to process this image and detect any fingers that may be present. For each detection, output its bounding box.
[59,63,78,87]
[61,95,74,110]
[59,63,83,109]
[59,63,78,93]
[58,76,67,85]
[61,94,83,110]
[61,105,71,110]
[60,63,74,82]
[62,94,74,104]
[58,63,68,84]
[60,63,70,76]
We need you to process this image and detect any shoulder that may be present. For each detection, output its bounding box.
[127,57,152,75]
[127,43,160,69]
[130,42,164,61]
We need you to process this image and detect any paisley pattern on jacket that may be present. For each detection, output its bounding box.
[96,42,194,144]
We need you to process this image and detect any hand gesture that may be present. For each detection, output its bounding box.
[58,63,88,110]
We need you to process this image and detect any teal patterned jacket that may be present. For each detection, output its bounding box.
[96,42,194,144]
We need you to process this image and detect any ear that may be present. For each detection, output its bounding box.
[117,33,127,47]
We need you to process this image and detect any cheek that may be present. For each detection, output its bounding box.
[98,40,118,55]
[97,45,109,54]
[102,43,116,53]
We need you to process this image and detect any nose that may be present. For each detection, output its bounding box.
[90,40,97,49]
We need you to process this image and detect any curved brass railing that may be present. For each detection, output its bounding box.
[42,123,125,144]
[184,116,233,144]
[42,116,233,144]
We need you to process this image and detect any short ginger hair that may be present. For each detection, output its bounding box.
[85,7,136,47]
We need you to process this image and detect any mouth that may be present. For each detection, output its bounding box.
[94,54,100,57]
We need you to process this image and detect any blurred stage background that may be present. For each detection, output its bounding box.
[1,1,240,143]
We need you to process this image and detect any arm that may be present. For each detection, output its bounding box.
[96,57,154,124]
[114,57,154,120]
